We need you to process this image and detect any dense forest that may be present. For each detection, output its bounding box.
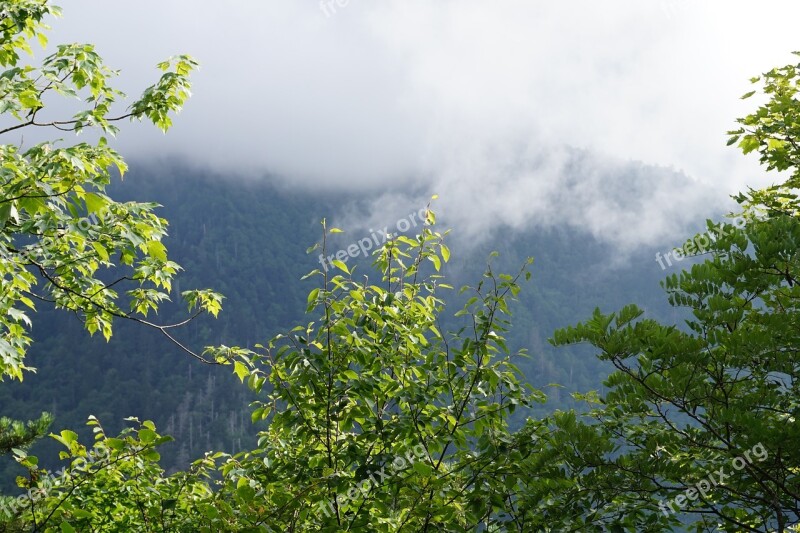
[1,2,799,531]
[0,162,681,488]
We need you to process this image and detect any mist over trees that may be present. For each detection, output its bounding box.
[1,2,799,531]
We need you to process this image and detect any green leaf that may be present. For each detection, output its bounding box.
[18,91,40,109]
[767,138,786,151]
[441,244,451,262]
[141,448,160,462]
[55,430,78,447]
[307,288,320,309]
[83,192,106,214]
[412,461,433,476]
[106,438,125,450]
[331,259,349,274]
[234,361,249,383]
[91,241,109,262]
[138,428,157,444]
[739,136,760,154]
[0,203,12,228]
[146,241,167,261]
[236,483,256,502]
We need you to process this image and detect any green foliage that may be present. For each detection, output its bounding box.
[0,1,57,69]
[0,412,51,455]
[728,52,800,183]
[0,3,229,528]
[0,0,219,382]
[537,53,800,532]
[545,215,800,530]
[729,51,800,219]
[0,215,546,532]
[205,215,541,530]
[2,417,219,532]
[3,3,800,531]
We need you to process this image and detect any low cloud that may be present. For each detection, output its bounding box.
[42,1,799,249]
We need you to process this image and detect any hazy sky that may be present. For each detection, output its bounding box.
[40,1,800,250]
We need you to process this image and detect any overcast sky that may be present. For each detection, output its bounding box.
[41,1,800,250]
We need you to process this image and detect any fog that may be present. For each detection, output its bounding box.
[39,0,800,249]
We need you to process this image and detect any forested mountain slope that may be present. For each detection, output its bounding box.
[0,162,692,486]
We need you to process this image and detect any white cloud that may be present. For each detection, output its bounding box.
[43,1,800,248]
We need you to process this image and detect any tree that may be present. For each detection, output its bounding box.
[7,2,800,530]
[197,215,539,531]
[0,0,224,425]
[0,0,223,383]
[528,53,800,532]
[0,0,230,526]
[1,208,542,531]
[1,417,210,532]
[0,413,51,455]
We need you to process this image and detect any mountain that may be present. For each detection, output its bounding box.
[0,161,695,489]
